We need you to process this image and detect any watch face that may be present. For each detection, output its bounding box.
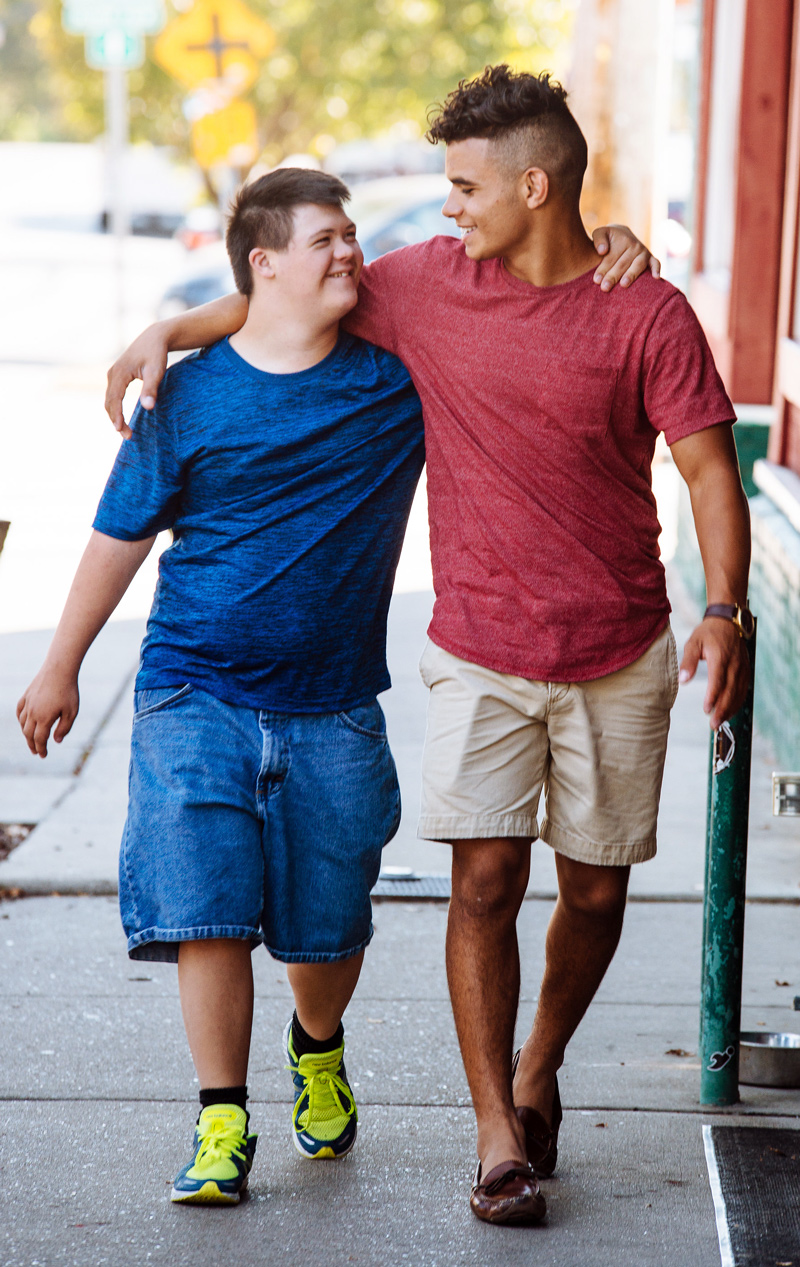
[737,607,755,639]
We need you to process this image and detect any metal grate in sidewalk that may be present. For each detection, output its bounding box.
[704,1124,800,1266]
[372,870,451,900]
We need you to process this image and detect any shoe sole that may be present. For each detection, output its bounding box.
[291,1124,357,1161]
[470,1200,547,1227]
[171,1177,247,1205]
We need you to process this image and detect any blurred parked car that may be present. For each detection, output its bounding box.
[158,174,460,318]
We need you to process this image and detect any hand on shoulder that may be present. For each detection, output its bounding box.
[591,225,661,293]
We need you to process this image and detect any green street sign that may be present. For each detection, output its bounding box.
[85,30,145,69]
[63,1,165,36]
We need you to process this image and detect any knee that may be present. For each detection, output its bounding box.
[450,842,529,919]
[558,867,629,924]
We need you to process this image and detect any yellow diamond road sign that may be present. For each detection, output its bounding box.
[192,100,259,169]
[154,0,275,93]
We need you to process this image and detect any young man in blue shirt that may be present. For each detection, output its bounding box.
[17,168,425,1204]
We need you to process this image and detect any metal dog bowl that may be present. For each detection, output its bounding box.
[739,1032,800,1087]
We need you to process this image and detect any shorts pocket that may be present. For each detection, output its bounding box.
[133,684,193,720]
[336,699,387,740]
[666,627,679,706]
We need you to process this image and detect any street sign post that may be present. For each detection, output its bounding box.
[61,0,168,351]
[85,31,145,70]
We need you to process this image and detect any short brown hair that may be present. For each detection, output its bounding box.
[226,168,351,295]
[426,64,587,202]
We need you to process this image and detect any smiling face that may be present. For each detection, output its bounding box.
[251,203,364,321]
[442,137,536,262]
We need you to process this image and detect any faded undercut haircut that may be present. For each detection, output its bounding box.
[426,64,588,203]
[226,168,351,295]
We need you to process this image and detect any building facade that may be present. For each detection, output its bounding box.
[691,0,800,765]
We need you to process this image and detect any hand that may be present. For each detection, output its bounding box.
[17,670,80,758]
[105,324,169,440]
[679,619,751,730]
[592,225,661,292]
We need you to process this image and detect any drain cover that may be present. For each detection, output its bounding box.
[372,872,450,900]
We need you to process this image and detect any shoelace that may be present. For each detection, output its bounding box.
[194,1120,247,1166]
[290,1066,356,1130]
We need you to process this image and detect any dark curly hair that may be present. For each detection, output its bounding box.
[426,64,587,201]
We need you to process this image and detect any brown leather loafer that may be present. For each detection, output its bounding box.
[469,1159,547,1226]
[512,1050,563,1178]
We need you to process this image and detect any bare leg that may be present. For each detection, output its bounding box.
[513,854,630,1120]
[447,839,532,1175]
[178,938,254,1088]
[287,951,365,1041]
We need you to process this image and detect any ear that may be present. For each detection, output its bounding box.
[249,246,276,280]
[521,167,549,210]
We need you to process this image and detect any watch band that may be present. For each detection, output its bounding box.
[703,603,755,639]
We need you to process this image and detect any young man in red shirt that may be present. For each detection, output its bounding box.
[105,66,751,1227]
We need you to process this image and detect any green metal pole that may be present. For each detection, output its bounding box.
[699,625,756,1106]
[699,726,715,1055]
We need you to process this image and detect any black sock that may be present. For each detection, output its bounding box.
[291,1010,343,1058]
[199,1084,248,1113]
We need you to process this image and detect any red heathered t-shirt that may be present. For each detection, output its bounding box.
[343,236,735,682]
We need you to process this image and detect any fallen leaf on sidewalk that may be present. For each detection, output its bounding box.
[775,979,791,987]
[665,1048,695,1057]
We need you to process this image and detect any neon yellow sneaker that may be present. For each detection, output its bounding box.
[283,1021,358,1159]
[171,1104,258,1204]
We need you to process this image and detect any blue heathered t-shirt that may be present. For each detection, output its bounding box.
[93,333,425,711]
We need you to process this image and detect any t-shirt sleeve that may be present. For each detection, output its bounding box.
[642,292,736,445]
[93,396,183,540]
[342,255,401,353]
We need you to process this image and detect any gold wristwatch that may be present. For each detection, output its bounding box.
[703,603,755,640]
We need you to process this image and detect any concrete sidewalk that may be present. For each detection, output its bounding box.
[2,580,800,1265]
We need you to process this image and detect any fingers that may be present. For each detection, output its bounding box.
[139,369,159,411]
[650,255,662,278]
[105,365,133,433]
[708,650,749,730]
[594,246,651,292]
[19,709,52,757]
[53,708,77,744]
[702,638,750,729]
[17,691,75,758]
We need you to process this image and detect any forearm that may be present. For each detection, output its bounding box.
[687,470,750,605]
[671,424,750,604]
[162,292,247,352]
[44,530,155,678]
[670,424,752,726]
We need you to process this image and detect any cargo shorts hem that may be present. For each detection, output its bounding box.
[417,814,540,842]
[540,819,657,866]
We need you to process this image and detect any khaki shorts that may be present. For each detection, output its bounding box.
[417,625,679,866]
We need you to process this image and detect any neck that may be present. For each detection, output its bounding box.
[229,294,340,373]
[502,203,598,287]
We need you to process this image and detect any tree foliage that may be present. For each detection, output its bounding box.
[0,0,576,161]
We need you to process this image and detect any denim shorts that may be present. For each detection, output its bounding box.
[119,685,401,964]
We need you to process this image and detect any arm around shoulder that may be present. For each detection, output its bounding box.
[105,291,248,438]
